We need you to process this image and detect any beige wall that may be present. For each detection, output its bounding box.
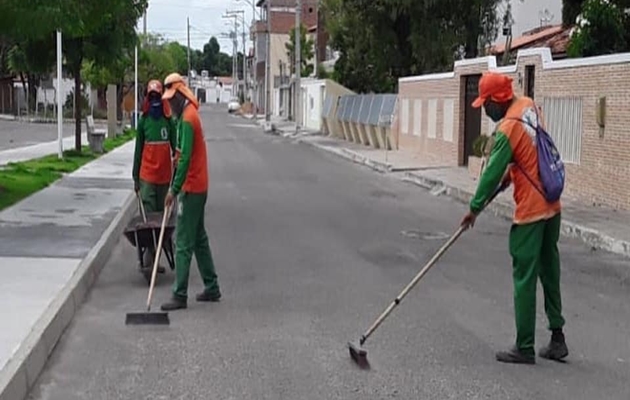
[270,33,290,116]
[396,48,630,210]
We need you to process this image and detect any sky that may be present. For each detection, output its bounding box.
[143,0,563,54]
[141,0,258,55]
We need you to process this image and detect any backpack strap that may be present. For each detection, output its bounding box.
[502,115,547,199]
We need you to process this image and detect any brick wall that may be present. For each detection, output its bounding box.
[396,47,630,210]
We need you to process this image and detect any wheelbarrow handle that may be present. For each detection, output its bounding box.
[137,192,148,223]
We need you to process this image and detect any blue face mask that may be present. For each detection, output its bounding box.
[148,99,163,119]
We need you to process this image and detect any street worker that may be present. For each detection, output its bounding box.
[132,79,177,273]
[460,71,568,364]
[160,72,222,311]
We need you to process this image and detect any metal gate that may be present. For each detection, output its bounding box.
[463,74,482,166]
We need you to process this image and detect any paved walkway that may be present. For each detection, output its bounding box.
[0,141,135,400]
[297,134,630,259]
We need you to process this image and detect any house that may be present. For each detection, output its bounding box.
[395,47,630,211]
[493,0,563,45]
[490,24,572,62]
[252,0,320,118]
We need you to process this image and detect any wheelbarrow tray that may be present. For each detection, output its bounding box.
[123,212,177,284]
[124,213,176,248]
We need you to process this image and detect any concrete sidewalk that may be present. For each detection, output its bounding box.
[0,141,136,400]
[296,134,630,259]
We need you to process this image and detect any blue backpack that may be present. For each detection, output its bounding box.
[508,107,565,203]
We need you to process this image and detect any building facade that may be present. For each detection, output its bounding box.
[395,47,630,210]
[251,0,324,117]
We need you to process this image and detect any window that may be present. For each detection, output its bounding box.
[542,97,582,164]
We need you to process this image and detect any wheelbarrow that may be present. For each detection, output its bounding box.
[123,210,176,285]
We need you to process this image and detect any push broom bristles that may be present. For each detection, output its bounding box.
[348,340,369,369]
[125,311,170,325]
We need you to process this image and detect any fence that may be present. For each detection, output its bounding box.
[322,93,398,150]
[396,47,630,210]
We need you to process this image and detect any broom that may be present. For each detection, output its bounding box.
[125,204,172,325]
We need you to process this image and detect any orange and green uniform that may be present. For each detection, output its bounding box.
[470,96,565,356]
[132,113,176,213]
[170,101,220,300]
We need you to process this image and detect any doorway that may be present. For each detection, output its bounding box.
[525,65,535,99]
[462,74,482,166]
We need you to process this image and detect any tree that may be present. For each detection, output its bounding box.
[59,0,147,151]
[322,0,501,93]
[7,36,56,111]
[285,24,315,77]
[567,0,627,57]
[563,0,587,25]
[166,42,188,75]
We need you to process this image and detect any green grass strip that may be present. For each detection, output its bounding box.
[0,129,137,211]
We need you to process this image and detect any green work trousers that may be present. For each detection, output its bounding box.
[509,213,565,355]
[139,180,170,213]
[172,192,220,300]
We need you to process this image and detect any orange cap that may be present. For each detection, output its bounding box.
[472,72,514,108]
[162,72,198,107]
[162,73,185,100]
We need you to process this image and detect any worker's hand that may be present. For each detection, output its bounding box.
[165,191,175,209]
[134,181,140,193]
[460,211,477,230]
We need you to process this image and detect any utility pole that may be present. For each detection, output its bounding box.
[501,2,513,66]
[233,22,238,97]
[243,20,247,100]
[143,12,147,35]
[56,30,63,159]
[265,0,271,122]
[187,17,191,87]
[226,10,247,101]
[294,0,302,132]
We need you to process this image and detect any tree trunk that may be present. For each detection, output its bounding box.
[19,72,27,112]
[74,69,82,152]
[26,73,38,113]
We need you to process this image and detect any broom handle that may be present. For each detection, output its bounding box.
[361,225,466,343]
[146,205,171,311]
[359,184,505,345]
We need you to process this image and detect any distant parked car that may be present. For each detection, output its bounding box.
[228,98,241,113]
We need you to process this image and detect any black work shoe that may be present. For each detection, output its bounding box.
[196,290,221,302]
[539,330,569,361]
[496,346,536,364]
[161,297,187,311]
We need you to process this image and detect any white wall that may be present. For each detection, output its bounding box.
[220,86,233,103]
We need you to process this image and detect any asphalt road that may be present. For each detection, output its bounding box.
[29,104,630,400]
[0,120,77,151]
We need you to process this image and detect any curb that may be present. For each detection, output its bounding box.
[0,191,137,400]
[401,172,630,258]
[297,136,630,259]
[296,137,392,174]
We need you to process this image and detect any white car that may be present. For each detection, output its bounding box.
[227,98,241,113]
